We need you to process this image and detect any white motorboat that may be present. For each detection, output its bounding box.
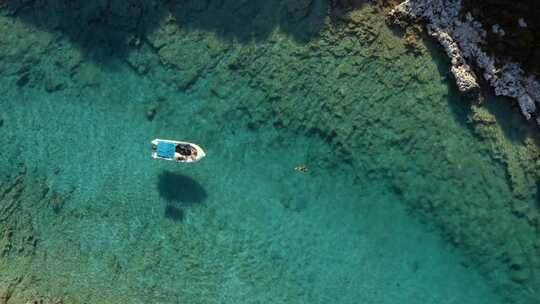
[151,139,206,163]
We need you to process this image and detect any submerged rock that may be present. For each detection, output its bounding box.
[44,76,66,93]
[15,73,30,88]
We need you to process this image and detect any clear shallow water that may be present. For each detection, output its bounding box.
[1,78,501,303]
[0,2,538,304]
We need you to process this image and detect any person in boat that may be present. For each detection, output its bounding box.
[175,143,198,161]
[176,144,192,156]
[190,147,198,159]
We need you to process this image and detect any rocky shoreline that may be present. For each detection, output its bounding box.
[388,0,540,123]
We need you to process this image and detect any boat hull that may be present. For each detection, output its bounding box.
[151,139,206,163]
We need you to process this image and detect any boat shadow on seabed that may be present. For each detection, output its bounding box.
[158,170,207,222]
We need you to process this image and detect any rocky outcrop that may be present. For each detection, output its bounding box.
[389,0,540,123]
[389,0,480,97]
[463,0,540,78]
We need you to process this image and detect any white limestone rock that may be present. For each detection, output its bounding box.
[390,0,480,97]
[389,0,540,123]
[518,18,527,28]
[518,94,536,120]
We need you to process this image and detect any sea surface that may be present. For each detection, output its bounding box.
[0,2,538,304]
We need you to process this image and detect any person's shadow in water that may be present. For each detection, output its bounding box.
[158,171,207,222]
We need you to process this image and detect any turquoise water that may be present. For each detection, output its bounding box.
[1,2,539,304]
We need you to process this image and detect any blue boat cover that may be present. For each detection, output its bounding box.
[157,141,176,158]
